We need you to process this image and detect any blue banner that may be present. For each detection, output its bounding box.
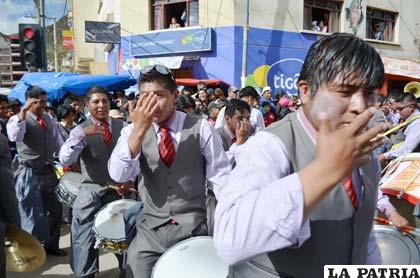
[130,27,212,57]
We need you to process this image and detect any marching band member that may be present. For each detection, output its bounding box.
[7,86,65,256]
[213,33,387,277]
[59,86,128,278]
[108,65,231,277]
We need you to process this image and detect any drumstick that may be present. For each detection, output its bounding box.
[374,217,420,237]
[107,184,138,194]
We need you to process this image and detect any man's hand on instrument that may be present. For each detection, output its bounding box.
[315,107,385,184]
[378,153,388,168]
[116,182,134,196]
[388,211,409,230]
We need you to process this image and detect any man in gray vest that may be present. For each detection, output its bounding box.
[213,33,387,277]
[59,86,128,278]
[7,86,65,256]
[108,65,231,277]
[0,133,20,277]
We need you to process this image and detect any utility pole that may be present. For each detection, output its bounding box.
[241,0,249,88]
[53,19,58,72]
[39,0,48,71]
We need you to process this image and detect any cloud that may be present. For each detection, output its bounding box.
[0,0,37,34]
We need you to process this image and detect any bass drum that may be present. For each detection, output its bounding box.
[152,236,228,278]
[374,225,420,264]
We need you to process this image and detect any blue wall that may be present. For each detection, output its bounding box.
[119,26,317,95]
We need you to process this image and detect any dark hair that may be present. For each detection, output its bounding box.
[176,94,196,111]
[225,99,251,117]
[25,86,47,100]
[56,104,75,121]
[239,86,259,100]
[397,93,417,105]
[0,95,8,104]
[261,101,271,108]
[85,86,110,102]
[138,71,177,93]
[299,33,384,96]
[63,93,78,105]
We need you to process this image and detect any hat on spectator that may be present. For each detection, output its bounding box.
[262,86,272,93]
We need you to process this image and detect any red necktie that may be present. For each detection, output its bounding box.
[159,125,175,167]
[101,121,112,146]
[343,176,359,209]
[36,116,47,131]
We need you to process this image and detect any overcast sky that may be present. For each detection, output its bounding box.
[0,0,68,35]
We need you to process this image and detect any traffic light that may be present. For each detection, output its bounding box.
[18,23,44,69]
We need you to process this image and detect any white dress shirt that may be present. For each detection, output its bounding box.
[7,111,63,154]
[384,110,420,160]
[107,111,231,196]
[59,117,126,166]
[213,108,381,265]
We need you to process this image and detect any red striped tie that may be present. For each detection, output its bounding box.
[36,116,47,131]
[101,121,112,146]
[343,176,359,209]
[159,125,175,167]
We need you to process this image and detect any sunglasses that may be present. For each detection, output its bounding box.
[140,65,175,81]
[396,103,415,112]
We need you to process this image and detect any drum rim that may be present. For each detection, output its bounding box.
[152,236,215,277]
[374,224,420,264]
[93,199,142,241]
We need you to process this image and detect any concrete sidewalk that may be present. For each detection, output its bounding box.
[7,225,120,278]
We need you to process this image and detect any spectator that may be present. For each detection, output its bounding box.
[374,25,384,40]
[214,88,226,101]
[56,104,76,141]
[320,20,328,33]
[197,81,207,92]
[260,86,275,108]
[227,86,239,100]
[177,94,196,114]
[46,102,57,119]
[0,96,8,135]
[207,100,222,126]
[169,17,181,29]
[261,101,277,127]
[63,94,87,124]
[8,98,21,117]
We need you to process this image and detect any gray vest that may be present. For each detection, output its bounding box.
[231,112,378,278]
[217,127,233,152]
[138,114,207,230]
[17,113,55,169]
[79,118,124,185]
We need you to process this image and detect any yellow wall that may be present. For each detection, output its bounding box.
[72,0,98,66]
[120,0,151,36]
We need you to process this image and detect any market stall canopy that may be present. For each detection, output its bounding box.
[8,72,137,103]
[382,56,420,81]
[176,78,229,87]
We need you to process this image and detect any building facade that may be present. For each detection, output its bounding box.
[72,0,420,94]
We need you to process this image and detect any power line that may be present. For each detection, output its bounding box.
[63,0,68,18]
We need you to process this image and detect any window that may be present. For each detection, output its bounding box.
[304,0,342,33]
[366,7,396,42]
[151,0,199,31]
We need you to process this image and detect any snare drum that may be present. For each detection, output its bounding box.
[55,172,85,207]
[152,236,228,278]
[93,199,142,253]
[374,225,420,264]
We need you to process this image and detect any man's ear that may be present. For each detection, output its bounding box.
[298,80,311,106]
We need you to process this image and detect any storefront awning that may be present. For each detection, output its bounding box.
[381,56,420,80]
[176,78,229,87]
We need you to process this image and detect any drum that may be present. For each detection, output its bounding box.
[374,225,420,264]
[93,199,142,253]
[152,236,228,278]
[379,152,420,205]
[379,153,420,237]
[55,172,85,207]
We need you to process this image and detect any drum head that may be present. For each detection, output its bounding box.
[374,225,420,264]
[94,199,142,240]
[59,172,85,195]
[152,236,228,278]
